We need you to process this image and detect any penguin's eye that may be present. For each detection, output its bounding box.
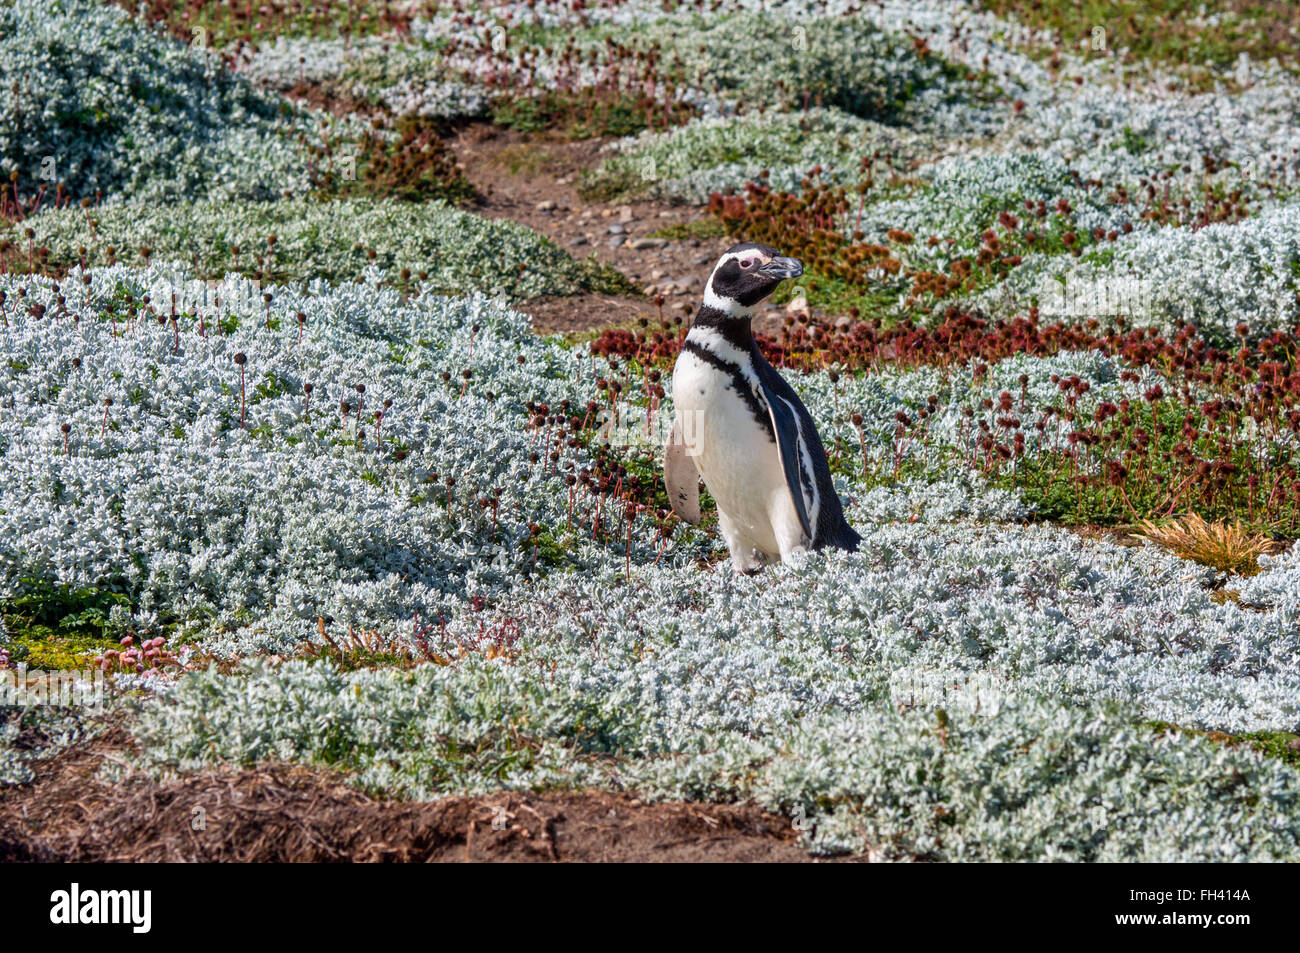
[739,258,754,269]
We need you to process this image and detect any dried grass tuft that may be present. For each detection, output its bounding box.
[1133,513,1280,576]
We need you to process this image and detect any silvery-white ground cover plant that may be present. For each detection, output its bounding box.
[5,259,1299,858]
[11,198,615,298]
[2,0,1300,863]
[0,0,317,203]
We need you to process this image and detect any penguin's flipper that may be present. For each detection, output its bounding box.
[761,387,817,542]
[664,415,701,525]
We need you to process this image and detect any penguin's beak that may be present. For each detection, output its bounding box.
[758,256,803,280]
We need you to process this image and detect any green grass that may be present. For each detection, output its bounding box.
[519,526,578,570]
[2,579,130,670]
[974,396,1299,537]
[770,273,921,326]
[980,0,1300,88]
[493,143,565,178]
[577,167,647,203]
[491,91,695,141]
[5,197,633,300]
[312,114,477,206]
[1147,720,1300,768]
[649,219,729,241]
[573,257,644,297]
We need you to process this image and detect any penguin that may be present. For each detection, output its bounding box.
[665,242,861,573]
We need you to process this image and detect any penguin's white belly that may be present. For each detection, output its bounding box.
[672,350,798,556]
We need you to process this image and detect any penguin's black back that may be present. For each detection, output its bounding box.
[751,343,861,552]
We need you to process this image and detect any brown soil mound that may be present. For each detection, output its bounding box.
[0,732,844,863]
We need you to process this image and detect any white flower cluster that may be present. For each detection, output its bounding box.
[231,33,381,89]
[659,12,992,125]
[243,6,1002,131]
[792,346,1183,486]
[998,62,1300,194]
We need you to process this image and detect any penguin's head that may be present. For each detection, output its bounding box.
[703,243,804,314]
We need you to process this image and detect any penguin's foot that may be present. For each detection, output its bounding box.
[780,545,810,568]
[719,515,766,574]
[727,544,772,574]
[729,552,766,574]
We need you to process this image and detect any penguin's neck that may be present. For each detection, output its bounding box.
[689,293,755,354]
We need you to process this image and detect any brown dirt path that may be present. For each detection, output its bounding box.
[449,124,805,336]
[0,731,858,862]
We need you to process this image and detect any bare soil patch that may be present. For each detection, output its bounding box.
[283,81,386,121]
[450,124,749,336]
[0,731,847,863]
